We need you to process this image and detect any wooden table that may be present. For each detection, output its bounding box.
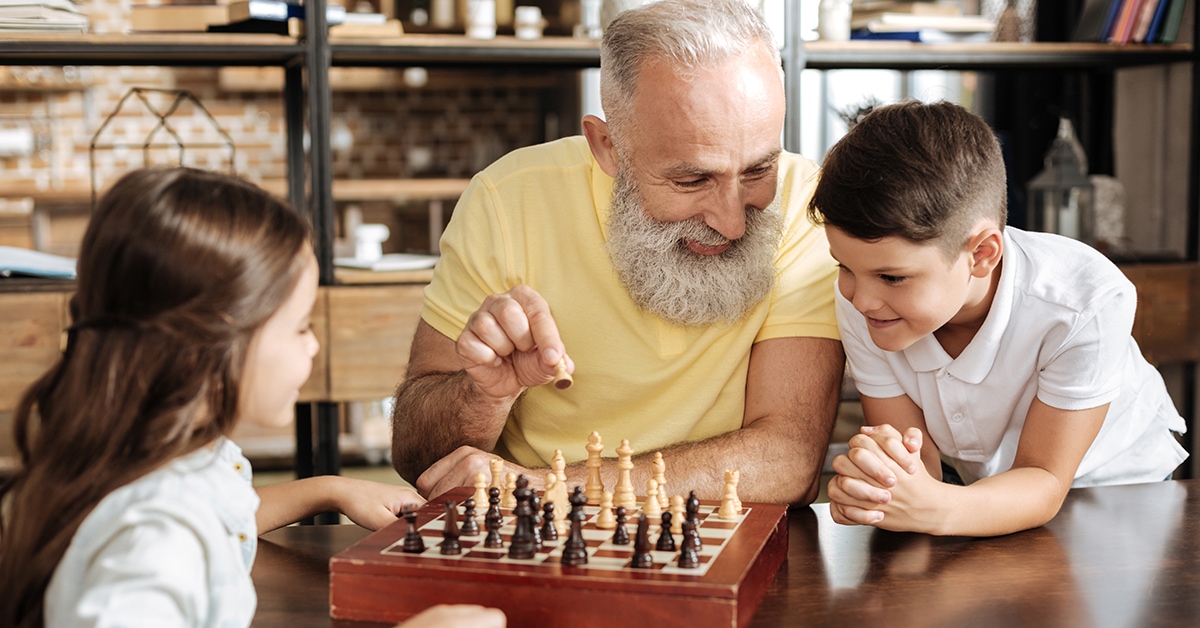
[256,479,1200,627]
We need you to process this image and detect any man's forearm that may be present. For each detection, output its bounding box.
[390,370,512,484]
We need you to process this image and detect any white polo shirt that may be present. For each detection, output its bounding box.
[838,227,1188,487]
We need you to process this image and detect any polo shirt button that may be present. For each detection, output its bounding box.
[238,532,248,543]
[233,462,244,473]
[951,413,964,422]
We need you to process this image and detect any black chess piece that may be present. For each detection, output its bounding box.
[460,497,480,536]
[656,511,676,552]
[541,501,558,541]
[507,474,537,559]
[530,493,543,549]
[486,486,503,522]
[440,501,462,555]
[677,521,700,569]
[630,513,653,568]
[560,486,589,566]
[686,490,701,527]
[611,506,630,545]
[401,506,425,553]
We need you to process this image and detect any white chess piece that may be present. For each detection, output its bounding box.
[502,472,518,509]
[585,431,605,505]
[473,471,489,513]
[642,478,662,519]
[717,469,741,520]
[595,490,616,529]
[653,451,668,509]
[489,458,505,492]
[614,439,636,511]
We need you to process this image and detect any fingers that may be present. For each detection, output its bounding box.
[398,604,507,628]
[458,285,567,370]
[416,446,538,500]
[827,476,886,526]
[859,424,920,474]
[840,435,900,488]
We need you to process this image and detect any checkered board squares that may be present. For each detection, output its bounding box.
[331,486,789,627]
[382,502,748,576]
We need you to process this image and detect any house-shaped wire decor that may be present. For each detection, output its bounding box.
[89,87,236,207]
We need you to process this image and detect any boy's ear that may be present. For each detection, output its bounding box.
[967,226,1003,278]
[582,114,619,177]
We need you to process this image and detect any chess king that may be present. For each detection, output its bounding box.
[390,0,843,505]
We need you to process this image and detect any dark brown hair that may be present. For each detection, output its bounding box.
[808,100,1007,259]
[0,167,312,626]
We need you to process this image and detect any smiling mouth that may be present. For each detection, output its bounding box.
[684,239,731,256]
[866,316,901,328]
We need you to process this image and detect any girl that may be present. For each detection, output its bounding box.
[0,168,503,627]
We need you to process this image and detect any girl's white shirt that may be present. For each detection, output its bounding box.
[46,437,260,627]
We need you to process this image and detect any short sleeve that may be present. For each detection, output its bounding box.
[755,155,840,343]
[836,286,906,399]
[50,514,208,627]
[422,173,516,340]
[1037,285,1135,410]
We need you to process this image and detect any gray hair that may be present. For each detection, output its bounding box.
[599,0,779,139]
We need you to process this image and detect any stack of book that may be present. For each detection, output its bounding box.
[128,0,358,35]
[850,1,994,43]
[1073,0,1189,45]
[0,0,87,33]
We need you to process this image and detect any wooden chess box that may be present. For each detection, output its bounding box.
[330,486,788,627]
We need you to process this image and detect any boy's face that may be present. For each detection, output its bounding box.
[239,248,320,428]
[826,226,979,353]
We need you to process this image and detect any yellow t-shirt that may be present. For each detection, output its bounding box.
[422,136,838,467]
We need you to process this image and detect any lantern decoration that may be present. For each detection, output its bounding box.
[1027,117,1095,246]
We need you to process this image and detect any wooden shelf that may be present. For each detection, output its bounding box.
[0,32,303,66]
[330,34,600,67]
[799,41,1195,71]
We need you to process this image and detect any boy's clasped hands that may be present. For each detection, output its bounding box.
[828,424,947,534]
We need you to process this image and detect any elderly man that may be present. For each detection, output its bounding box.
[392,0,842,505]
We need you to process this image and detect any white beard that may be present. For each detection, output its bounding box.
[605,169,783,327]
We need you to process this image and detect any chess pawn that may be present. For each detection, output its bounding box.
[460,497,480,536]
[642,478,662,519]
[594,490,616,529]
[611,506,630,545]
[473,471,489,511]
[670,495,685,534]
[502,472,518,509]
[585,430,605,505]
[440,501,462,555]
[655,512,676,552]
[541,501,558,541]
[544,471,569,536]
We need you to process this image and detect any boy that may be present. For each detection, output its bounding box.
[809,101,1188,537]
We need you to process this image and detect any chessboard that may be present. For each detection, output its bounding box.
[330,486,788,627]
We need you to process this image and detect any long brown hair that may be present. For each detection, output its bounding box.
[0,167,313,626]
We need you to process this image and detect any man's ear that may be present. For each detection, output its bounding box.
[582,114,619,177]
[967,226,1003,278]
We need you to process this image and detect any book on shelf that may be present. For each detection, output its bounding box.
[852,13,995,35]
[0,0,87,32]
[851,27,992,43]
[850,1,963,30]
[1076,0,1188,44]
[129,0,348,33]
[1158,0,1189,44]
[0,245,75,279]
